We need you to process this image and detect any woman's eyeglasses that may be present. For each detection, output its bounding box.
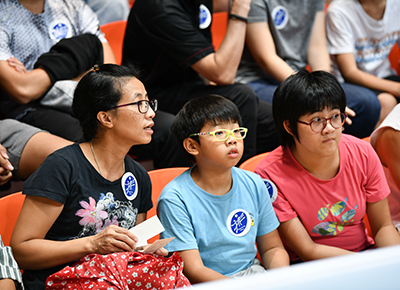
[297,113,347,133]
[112,99,158,114]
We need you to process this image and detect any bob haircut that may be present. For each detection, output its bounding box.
[73,64,140,141]
[172,94,242,163]
[273,70,347,148]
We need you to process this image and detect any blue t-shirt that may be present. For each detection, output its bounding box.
[157,166,279,276]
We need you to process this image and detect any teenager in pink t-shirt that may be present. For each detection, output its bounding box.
[255,70,400,263]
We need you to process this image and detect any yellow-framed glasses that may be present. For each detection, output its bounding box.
[189,127,248,141]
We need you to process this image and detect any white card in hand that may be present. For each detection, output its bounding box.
[129,215,165,247]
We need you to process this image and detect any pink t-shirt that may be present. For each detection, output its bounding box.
[255,134,390,261]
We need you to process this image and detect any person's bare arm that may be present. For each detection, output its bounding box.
[256,229,289,269]
[335,53,400,97]
[179,249,227,283]
[307,11,331,72]
[245,22,293,83]
[102,42,116,64]
[191,0,251,85]
[0,61,51,104]
[10,196,139,270]
[374,127,400,190]
[278,217,354,262]
[367,198,400,247]
[0,279,16,290]
[18,132,72,180]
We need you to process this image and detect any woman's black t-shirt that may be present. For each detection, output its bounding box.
[21,143,152,289]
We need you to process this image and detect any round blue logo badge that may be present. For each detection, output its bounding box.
[271,6,289,30]
[263,179,277,202]
[49,22,69,41]
[226,209,251,237]
[121,172,138,201]
[199,4,211,29]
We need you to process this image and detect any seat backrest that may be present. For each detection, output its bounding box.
[211,12,228,51]
[389,43,400,75]
[0,192,25,246]
[239,152,269,172]
[100,20,128,65]
[147,167,189,243]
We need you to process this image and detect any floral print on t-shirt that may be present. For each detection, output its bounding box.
[312,197,359,236]
[74,192,138,238]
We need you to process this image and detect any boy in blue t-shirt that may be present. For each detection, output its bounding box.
[157,94,289,283]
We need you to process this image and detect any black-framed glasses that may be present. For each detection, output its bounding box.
[297,113,347,133]
[189,127,248,141]
[112,99,158,114]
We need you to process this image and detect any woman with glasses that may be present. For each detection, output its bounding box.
[9,64,188,290]
[255,70,400,264]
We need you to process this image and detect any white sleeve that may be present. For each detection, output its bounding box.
[326,3,355,55]
[77,2,107,43]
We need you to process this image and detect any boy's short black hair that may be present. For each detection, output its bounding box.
[172,94,242,162]
[273,70,347,147]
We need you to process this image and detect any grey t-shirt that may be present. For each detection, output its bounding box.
[236,0,325,84]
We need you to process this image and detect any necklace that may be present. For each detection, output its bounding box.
[90,140,125,176]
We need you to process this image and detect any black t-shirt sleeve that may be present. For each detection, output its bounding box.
[23,149,74,204]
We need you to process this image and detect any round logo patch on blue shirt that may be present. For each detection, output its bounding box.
[199,4,211,29]
[226,209,251,237]
[271,6,289,30]
[121,172,138,201]
[48,21,70,41]
[263,179,278,202]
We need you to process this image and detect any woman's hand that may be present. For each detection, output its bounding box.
[344,106,355,125]
[154,248,169,256]
[0,143,13,185]
[89,225,139,254]
[7,57,27,73]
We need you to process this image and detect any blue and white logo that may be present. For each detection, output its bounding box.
[226,209,251,237]
[263,179,277,202]
[271,6,289,30]
[48,21,70,41]
[199,4,211,29]
[121,172,138,201]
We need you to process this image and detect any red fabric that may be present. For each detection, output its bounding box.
[45,252,191,289]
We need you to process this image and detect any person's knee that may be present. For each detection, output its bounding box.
[227,84,258,109]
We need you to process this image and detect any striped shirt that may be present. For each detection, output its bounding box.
[0,235,23,290]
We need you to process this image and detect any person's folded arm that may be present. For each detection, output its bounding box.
[0,278,17,290]
[179,249,227,284]
[102,42,116,64]
[69,41,115,82]
[0,61,51,104]
[278,217,354,262]
[256,229,289,269]
[10,195,138,270]
[308,11,331,72]
[336,52,400,97]
[245,21,294,82]
[374,127,400,189]
[191,0,251,85]
[367,198,400,247]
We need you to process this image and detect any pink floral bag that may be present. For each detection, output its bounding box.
[45,252,191,290]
